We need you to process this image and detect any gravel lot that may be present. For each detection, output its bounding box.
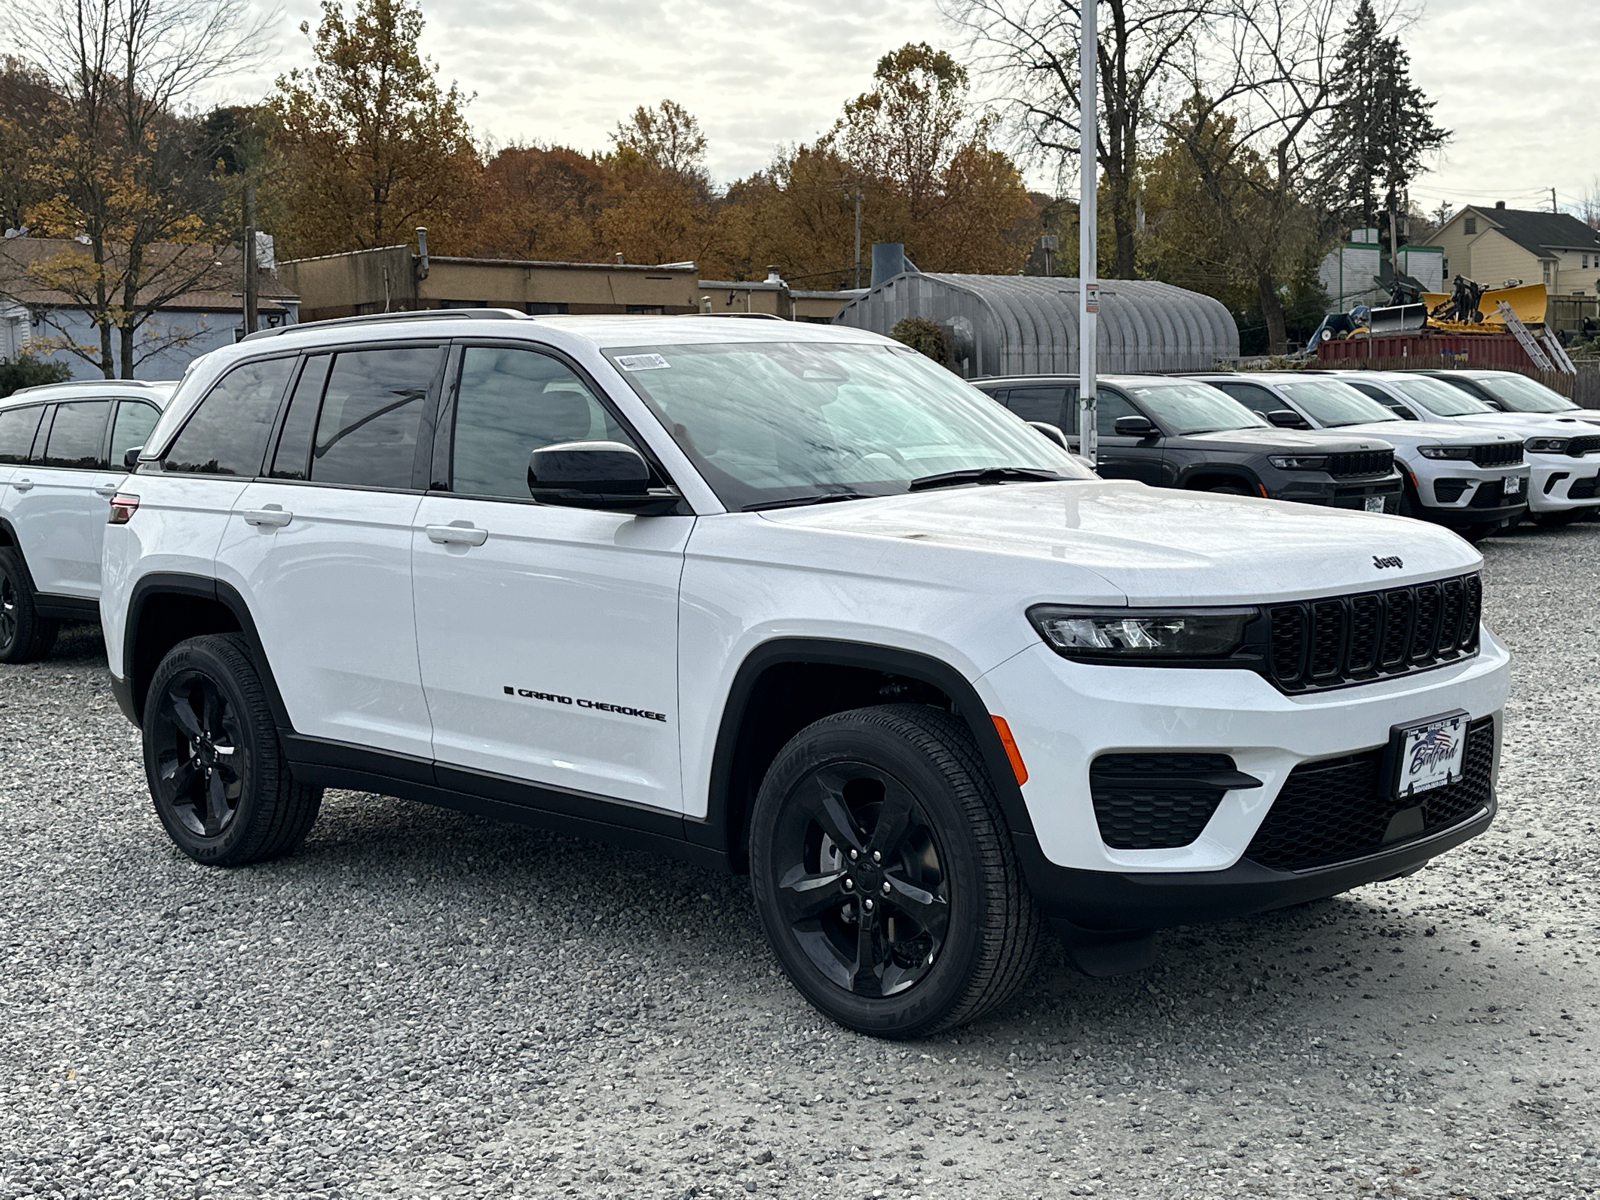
[3,522,1597,1200]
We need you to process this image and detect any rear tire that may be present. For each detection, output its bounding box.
[0,548,58,664]
[142,633,322,866]
[749,704,1042,1038]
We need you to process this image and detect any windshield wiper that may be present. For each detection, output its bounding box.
[744,491,876,511]
[907,466,1066,492]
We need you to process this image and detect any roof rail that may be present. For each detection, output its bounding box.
[243,308,535,341]
[10,377,170,394]
[687,312,787,321]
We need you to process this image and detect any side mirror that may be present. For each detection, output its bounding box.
[1480,398,1505,411]
[1028,421,1071,450]
[123,445,143,470]
[527,441,678,515]
[1267,409,1308,429]
[1113,414,1156,438]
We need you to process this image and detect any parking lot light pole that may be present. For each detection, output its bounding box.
[1078,0,1098,466]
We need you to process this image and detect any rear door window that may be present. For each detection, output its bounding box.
[110,401,162,467]
[41,401,111,469]
[165,357,296,475]
[268,355,332,481]
[310,347,439,489]
[0,405,45,465]
[450,346,630,500]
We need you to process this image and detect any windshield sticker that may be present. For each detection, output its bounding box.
[615,353,671,372]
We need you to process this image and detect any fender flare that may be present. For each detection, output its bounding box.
[693,637,1041,866]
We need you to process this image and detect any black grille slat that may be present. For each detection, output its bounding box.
[1268,574,1479,691]
[1569,474,1599,501]
[1567,435,1600,458]
[1244,717,1495,871]
[1091,753,1236,849]
[1410,582,1441,663]
[1327,449,1395,478]
[1466,442,1523,467]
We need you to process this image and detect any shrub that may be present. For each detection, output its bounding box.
[0,354,72,398]
[889,316,954,370]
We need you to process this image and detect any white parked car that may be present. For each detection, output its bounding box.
[0,379,174,661]
[1332,371,1600,525]
[100,313,1509,1036]
[1194,373,1530,541]
[1416,368,1600,426]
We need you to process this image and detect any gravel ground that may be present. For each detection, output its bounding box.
[2,522,1597,1200]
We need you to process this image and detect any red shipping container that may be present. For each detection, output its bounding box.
[1315,330,1537,370]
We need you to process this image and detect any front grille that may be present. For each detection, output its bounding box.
[1567,435,1600,458]
[1568,474,1599,501]
[1266,573,1480,691]
[1327,449,1395,477]
[1244,717,1495,871]
[1090,753,1244,849]
[1467,442,1523,467]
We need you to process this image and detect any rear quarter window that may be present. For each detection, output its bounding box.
[164,357,296,476]
[0,404,45,465]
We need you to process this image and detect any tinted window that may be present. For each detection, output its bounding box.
[0,404,45,465]
[1214,381,1280,418]
[1005,385,1066,426]
[110,401,161,466]
[452,347,629,500]
[269,355,330,480]
[165,357,295,475]
[311,348,437,489]
[42,401,110,469]
[1095,389,1137,438]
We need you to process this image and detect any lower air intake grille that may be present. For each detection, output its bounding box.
[1243,717,1495,871]
[1569,474,1599,501]
[1089,753,1248,850]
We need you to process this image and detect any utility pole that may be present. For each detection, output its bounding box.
[242,183,258,338]
[1551,187,1559,214]
[1077,0,1098,466]
[854,185,862,289]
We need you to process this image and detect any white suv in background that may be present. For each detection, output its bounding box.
[0,379,173,661]
[101,312,1509,1037]
[1335,371,1600,526]
[1196,373,1530,541]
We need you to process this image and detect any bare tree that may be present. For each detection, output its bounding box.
[944,0,1211,278]
[0,0,271,376]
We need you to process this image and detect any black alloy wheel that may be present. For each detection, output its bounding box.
[750,704,1041,1038]
[769,760,951,1000]
[142,634,322,865]
[0,547,57,664]
[150,670,249,839]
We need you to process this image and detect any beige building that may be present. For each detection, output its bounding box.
[1424,203,1600,296]
[278,241,862,325]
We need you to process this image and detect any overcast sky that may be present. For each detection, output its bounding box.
[214,0,1597,218]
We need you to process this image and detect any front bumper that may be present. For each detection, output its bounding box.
[1269,472,1403,512]
[1408,461,1530,526]
[1528,456,1600,513]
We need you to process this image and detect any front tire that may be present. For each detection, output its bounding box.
[142,633,322,865]
[0,548,58,664]
[749,704,1042,1038]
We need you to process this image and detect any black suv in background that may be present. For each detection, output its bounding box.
[974,374,1403,512]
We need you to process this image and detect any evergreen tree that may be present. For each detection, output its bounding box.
[1318,0,1448,244]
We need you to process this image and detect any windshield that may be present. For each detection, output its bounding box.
[1472,373,1579,413]
[1128,382,1268,435]
[1276,380,1400,426]
[1390,377,1497,416]
[605,342,1090,510]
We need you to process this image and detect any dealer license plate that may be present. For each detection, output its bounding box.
[1390,711,1468,798]
[1503,475,1523,497]
[1364,496,1386,513]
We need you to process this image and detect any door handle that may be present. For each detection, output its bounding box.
[95,484,119,498]
[241,507,293,528]
[426,523,488,546]
[10,478,33,492]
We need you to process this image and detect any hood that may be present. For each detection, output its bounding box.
[1438,412,1597,437]
[758,480,1480,606]
[1179,426,1392,452]
[1324,420,1522,449]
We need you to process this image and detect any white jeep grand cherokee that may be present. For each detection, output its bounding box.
[101,312,1509,1037]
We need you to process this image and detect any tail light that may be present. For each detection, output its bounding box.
[108,494,140,525]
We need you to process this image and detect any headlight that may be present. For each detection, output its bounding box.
[1028,605,1258,661]
[1525,437,1570,454]
[1268,455,1330,470]
[1418,445,1474,459]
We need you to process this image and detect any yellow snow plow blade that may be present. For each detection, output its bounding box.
[1424,282,1548,328]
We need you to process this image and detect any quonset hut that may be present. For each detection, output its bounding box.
[834,264,1240,380]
